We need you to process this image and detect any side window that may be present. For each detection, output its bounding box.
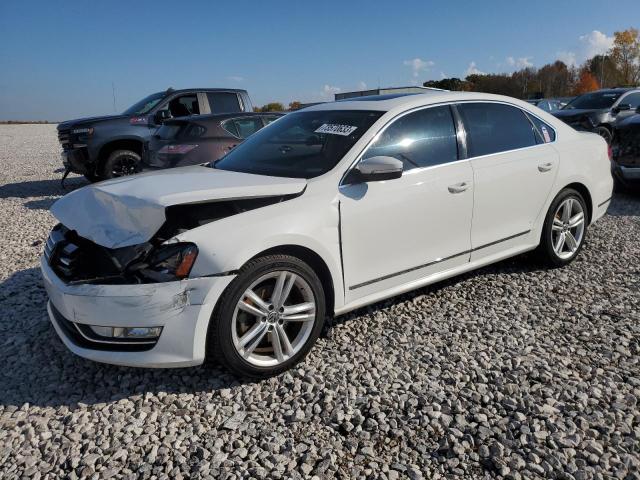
[232,117,264,139]
[362,105,458,171]
[457,103,537,157]
[208,92,242,114]
[622,93,640,109]
[168,94,199,117]
[525,113,556,144]
[263,115,281,125]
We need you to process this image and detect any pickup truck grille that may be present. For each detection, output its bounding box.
[57,128,71,150]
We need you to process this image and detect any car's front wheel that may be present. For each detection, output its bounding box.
[538,188,588,267]
[207,254,325,378]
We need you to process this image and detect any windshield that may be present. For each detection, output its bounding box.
[212,110,383,178]
[123,92,166,115]
[563,91,624,110]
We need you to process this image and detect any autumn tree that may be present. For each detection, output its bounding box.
[288,101,302,111]
[611,28,640,85]
[587,55,623,88]
[255,102,285,112]
[574,69,600,94]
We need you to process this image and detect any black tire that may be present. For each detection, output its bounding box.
[83,172,101,183]
[595,126,613,145]
[537,188,588,267]
[101,149,141,179]
[207,254,326,378]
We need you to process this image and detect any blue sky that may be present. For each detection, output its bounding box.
[0,0,636,120]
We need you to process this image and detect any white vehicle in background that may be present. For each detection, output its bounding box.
[41,92,613,377]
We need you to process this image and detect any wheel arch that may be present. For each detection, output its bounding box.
[96,138,144,174]
[247,245,336,316]
[563,182,593,224]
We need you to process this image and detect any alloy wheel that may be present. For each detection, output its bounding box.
[231,270,317,367]
[551,197,585,260]
[111,155,139,177]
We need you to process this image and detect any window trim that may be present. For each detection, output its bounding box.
[339,99,559,186]
[340,103,465,186]
[455,101,554,160]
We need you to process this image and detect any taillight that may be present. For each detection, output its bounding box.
[158,144,198,155]
[607,145,613,162]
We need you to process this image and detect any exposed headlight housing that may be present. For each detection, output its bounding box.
[137,242,198,282]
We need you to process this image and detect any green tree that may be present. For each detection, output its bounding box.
[611,28,640,85]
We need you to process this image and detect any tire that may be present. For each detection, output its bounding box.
[83,172,101,183]
[537,188,588,267]
[594,126,613,145]
[101,149,141,179]
[207,254,326,378]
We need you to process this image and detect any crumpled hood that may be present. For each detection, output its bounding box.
[51,166,306,248]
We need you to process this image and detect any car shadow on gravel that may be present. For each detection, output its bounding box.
[607,190,640,216]
[0,176,87,210]
[0,267,249,409]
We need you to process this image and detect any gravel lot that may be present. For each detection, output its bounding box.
[0,124,639,479]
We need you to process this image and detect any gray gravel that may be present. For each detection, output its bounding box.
[1,124,639,479]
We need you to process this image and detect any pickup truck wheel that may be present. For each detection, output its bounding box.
[207,255,326,378]
[102,150,141,179]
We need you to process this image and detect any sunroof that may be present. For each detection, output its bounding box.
[337,93,421,102]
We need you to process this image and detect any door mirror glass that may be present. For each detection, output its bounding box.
[154,109,172,124]
[349,156,403,183]
[614,103,631,113]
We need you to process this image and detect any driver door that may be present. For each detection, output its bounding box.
[339,105,474,303]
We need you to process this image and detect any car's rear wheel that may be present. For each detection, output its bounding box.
[538,188,588,267]
[207,255,325,378]
[102,149,141,179]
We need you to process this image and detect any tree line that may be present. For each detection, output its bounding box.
[423,28,639,99]
[252,28,639,112]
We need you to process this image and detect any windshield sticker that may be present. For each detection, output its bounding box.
[541,126,551,143]
[315,124,358,136]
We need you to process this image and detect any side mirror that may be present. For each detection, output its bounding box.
[347,156,403,183]
[613,104,631,114]
[154,109,172,124]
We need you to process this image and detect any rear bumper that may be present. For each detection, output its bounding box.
[41,257,235,368]
[613,163,640,186]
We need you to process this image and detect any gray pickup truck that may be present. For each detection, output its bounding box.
[57,88,254,182]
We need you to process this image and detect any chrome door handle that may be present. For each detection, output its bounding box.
[448,182,469,194]
[538,162,553,172]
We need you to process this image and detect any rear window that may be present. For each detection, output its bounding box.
[208,92,242,114]
[222,117,264,139]
[457,103,538,157]
[526,113,556,144]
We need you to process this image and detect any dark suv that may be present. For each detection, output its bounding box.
[552,88,640,144]
[57,88,253,181]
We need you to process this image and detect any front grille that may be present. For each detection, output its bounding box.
[58,128,71,150]
[45,225,122,283]
[50,303,157,352]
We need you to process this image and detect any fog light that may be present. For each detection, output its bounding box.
[88,325,162,339]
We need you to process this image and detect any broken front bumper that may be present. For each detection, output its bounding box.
[41,257,235,368]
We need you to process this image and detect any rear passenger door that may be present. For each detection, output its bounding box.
[456,102,559,259]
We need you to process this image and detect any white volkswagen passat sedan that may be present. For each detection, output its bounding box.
[42,92,613,377]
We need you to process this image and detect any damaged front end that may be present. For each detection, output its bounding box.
[45,195,298,285]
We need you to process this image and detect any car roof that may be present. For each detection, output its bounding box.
[158,88,249,95]
[302,91,543,113]
[167,111,284,124]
